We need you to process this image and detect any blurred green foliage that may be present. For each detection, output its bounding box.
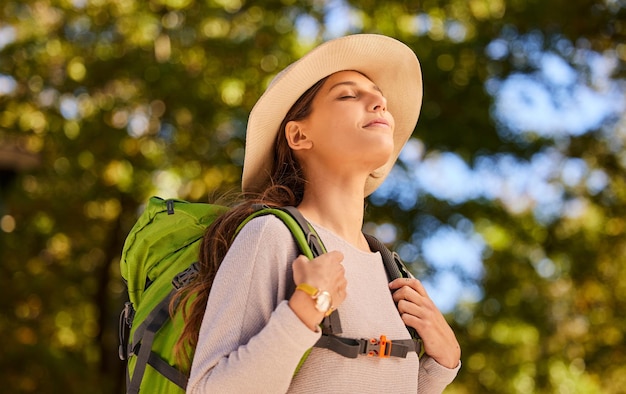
[0,0,624,393]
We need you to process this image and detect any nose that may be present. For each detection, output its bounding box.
[370,94,387,112]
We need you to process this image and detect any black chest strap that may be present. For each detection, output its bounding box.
[314,333,421,359]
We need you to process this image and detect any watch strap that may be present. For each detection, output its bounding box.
[296,283,319,297]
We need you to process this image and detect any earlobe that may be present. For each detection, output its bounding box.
[285,121,313,150]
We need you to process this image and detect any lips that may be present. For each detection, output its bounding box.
[364,118,390,128]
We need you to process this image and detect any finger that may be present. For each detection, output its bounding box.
[388,277,411,290]
[291,255,309,284]
[389,277,427,297]
[399,307,419,325]
[293,254,309,265]
[390,284,406,302]
[390,281,425,303]
[291,254,308,269]
[396,298,423,316]
[291,255,309,273]
[318,250,344,264]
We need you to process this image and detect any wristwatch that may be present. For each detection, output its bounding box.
[296,283,333,315]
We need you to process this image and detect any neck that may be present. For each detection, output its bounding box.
[296,178,370,252]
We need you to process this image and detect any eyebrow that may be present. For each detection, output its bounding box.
[327,80,383,94]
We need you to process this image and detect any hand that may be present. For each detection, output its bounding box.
[289,251,347,330]
[292,250,347,307]
[389,278,461,369]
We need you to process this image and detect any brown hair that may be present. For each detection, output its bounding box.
[171,76,329,369]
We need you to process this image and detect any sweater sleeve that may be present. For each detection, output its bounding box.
[417,356,461,393]
[186,216,321,394]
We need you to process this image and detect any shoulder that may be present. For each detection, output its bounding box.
[233,213,299,251]
[237,213,296,237]
[217,213,300,284]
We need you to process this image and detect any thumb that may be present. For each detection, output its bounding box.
[323,250,344,264]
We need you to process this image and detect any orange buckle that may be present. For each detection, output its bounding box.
[366,335,392,358]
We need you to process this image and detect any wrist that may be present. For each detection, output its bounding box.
[289,290,324,331]
[431,345,461,369]
[295,283,333,315]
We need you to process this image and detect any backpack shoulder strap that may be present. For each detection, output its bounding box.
[363,233,412,281]
[245,207,409,282]
[364,233,423,346]
[238,206,420,360]
[126,289,187,394]
[279,206,325,258]
[237,205,325,259]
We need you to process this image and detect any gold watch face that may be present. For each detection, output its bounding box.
[315,291,332,313]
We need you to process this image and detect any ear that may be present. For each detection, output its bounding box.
[285,121,313,151]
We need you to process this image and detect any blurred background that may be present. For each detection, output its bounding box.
[1,0,624,393]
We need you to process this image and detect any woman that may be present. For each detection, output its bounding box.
[178,34,461,393]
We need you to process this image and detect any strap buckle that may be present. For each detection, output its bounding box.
[172,262,200,290]
[118,302,134,360]
[365,335,392,358]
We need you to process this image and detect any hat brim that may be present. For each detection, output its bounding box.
[242,34,422,196]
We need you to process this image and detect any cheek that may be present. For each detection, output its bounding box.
[309,114,351,143]
[387,112,396,130]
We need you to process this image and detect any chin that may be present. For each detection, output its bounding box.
[364,153,393,172]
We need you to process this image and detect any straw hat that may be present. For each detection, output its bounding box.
[242,34,422,196]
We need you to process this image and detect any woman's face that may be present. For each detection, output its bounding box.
[290,70,396,177]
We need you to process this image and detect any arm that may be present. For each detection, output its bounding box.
[186,216,347,394]
[389,278,461,393]
[186,217,320,394]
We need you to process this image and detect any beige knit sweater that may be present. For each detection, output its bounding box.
[187,215,460,393]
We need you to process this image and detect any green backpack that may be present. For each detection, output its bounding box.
[118,196,418,394]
